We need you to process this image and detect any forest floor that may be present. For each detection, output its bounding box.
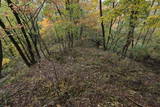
[0,47,160,107]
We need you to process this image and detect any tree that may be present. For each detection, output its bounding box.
[0,0,49,67]
[99,0,106,50]
[0,19,31,66]
[0,39,3,78]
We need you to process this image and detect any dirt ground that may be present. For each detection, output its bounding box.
[0,48,160,107]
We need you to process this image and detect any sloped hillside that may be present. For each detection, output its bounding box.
[0,47,160,107]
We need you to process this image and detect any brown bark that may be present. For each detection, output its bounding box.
[99,0,106,50]
[6,0,36,64]
[0,19,31,67]
[0,40,3,78]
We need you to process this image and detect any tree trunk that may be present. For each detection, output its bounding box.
[0,19,31,67]
[0,40,3,78]
[99,0,106,50]
[6,0,36,64]
[122,10,136,56]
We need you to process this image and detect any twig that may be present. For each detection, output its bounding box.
[125,96,144,107]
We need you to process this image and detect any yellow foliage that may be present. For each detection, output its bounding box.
[92,0,98,6]
[38,18,52,27]
[38,18,53,38]
[80,0,98,10]
[54,19,64,24]
[150,6,160,10]
[148,15,160,19]
[2,58,10,66]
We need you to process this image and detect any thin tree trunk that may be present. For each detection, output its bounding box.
[0,19,31,67]
[99,0,106,50]
[6,16,32,62]
[122,10,136,56]
[0,40,3,78]
[6,0,36,64]
[106,2,115,49]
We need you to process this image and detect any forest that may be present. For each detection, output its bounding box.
[0,0,160,106]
